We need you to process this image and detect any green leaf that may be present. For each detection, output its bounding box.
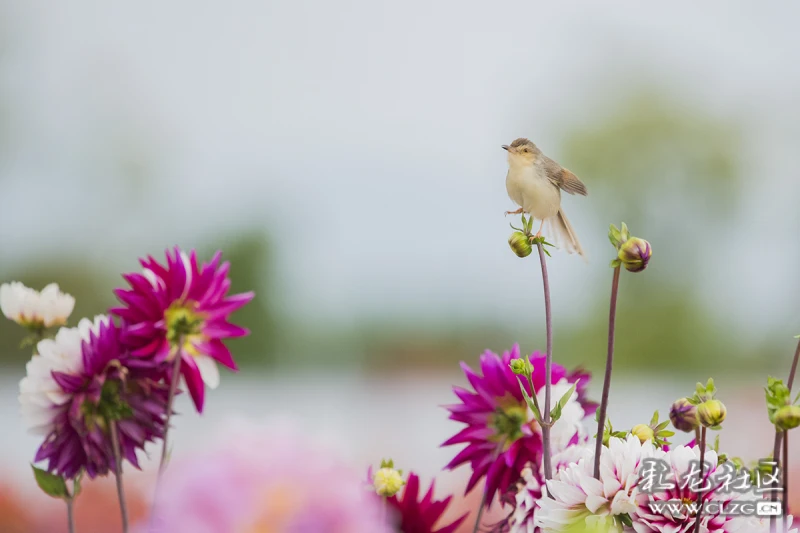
[619,513,634,528]
[517,377,542,424]
[610,258,621,268]
[795,335,800,339]
[551,383,577,424]
[557,384,577,411]
[31,465,70,500]
[649,411,659,426]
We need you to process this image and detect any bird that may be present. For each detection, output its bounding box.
[502,138,587,257]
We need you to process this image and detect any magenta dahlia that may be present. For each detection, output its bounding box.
[443,344,596,504]
[22,316,169,479]
[387,473,468,533]
[111,247,254,412]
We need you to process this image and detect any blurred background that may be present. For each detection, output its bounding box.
[1,1,799,531]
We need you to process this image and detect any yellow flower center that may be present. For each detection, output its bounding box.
[164,302,206,356]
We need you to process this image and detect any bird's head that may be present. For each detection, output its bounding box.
[502,138,540,167]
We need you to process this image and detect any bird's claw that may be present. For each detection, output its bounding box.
[529,232,543,243]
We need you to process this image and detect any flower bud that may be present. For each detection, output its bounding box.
[669,398,699,433]
[373,467,404,497]
[509,358,533,376]
[631,424,655,444]
[508,232,533,258]
[617,237,652,273]
[774,405,800,431]
[697,399,727,428]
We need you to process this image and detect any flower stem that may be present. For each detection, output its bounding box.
[149,343,183,531]
[783,433,789,517]
[527,374,542,419]
[693,427,707,533]
[770,338,799,533]
[593,266,621,480]
[159,347,183,475]
[110,420,129,533]
[470,489,489,533]
[66,498,75,533]
[536,242,553,481]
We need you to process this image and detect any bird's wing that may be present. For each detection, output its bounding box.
[543,156,588,196]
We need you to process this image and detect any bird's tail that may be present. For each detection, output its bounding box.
[545,209,586,260]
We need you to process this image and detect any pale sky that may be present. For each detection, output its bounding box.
[0,0,798,334]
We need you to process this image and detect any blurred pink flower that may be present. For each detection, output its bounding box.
[147,424,391,533]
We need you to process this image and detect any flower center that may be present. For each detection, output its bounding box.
[490,404,528,443]
[80,380,133,431]
[164,302,206,348]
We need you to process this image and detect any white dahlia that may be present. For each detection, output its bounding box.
[534,435,663,532]
[0,282,75,329]
[18,316,106,435]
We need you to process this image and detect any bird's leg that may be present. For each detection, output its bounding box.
[504,207,524,217]
[529,219,545,242]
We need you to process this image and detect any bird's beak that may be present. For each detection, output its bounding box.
[501,145,510,151]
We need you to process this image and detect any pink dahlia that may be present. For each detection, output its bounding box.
[111,247,254,412]
[387,473,468,533]
[21,316,168,479]
[148,423,389,533]
[443,344,596,504]
[633,445,741,533]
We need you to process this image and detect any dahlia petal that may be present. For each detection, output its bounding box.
[195,338,237,371]
[441,426,493,446]
[203,291,255,318]
[202,321,249,339]
[181,355,206,413]
[194,354,221,390]
[51,371,84,392]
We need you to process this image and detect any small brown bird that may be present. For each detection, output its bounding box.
[502,138,588,257]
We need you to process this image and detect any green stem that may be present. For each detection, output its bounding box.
[110,420,129,533]
[159,349,183,474]
[594,266,621,479]
[470,489,488,533]
[783,433,789,525]
[66,498,75,533]
[536,242,554,482]
[149,341,184,530]
[693,427,707,533]
[770,339,799,533]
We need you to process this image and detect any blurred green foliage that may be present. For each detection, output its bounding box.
[0,231,278,370]
[1,90,792,379]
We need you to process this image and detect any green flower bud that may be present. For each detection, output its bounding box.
[698,399,727,428]
[508,232,533,258]
[509,357,534,376]
[669,398,699,433]
[631,424,655,444]
[774,405,800,431]
[617,237,652,273]
[373,467,405,497]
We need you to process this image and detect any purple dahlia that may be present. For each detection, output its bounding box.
[20,316,168,479]
[443,344,596,504]
[111,247,254,412]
